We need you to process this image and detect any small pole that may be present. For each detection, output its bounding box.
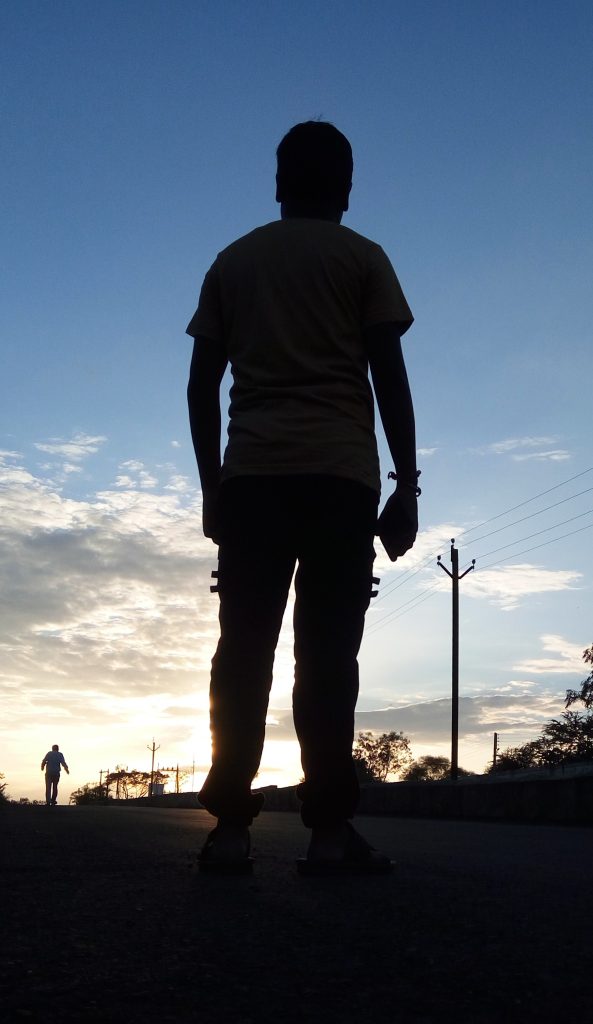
[147,739,160,797]
[493,732,499,770]
[438,539,475,781]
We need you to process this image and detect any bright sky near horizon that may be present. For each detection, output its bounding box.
[2,0,592,802]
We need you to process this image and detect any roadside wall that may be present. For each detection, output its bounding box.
[258,777,593,825]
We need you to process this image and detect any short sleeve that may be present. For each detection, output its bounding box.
[362,246,414,336]
[185,262,224,340]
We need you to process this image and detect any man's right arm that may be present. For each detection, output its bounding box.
[187,336,228,542]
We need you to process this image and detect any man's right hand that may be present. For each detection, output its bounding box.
[376,487,418,561]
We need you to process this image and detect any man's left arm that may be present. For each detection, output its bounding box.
[367,322,418,560]
[187,336,228,542]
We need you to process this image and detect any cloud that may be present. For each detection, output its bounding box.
[34,432,107,462]
[0,457,221,722]
[512,450,571,462]
[475,437,571,462]
[487,436,559,454]
[267,689,566,770]
[513,634,586,675]
[463,564,581,610]
[165,474,192,493]
[417,447,438,457]
[115,460,158,489]
[371,522,581,612]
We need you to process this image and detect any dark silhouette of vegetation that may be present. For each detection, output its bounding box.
[353,730,412,782]
[401,755,474,782]
[70,783,112,805]
[70,765,189,804]
[487,644,593,773]
[0,773,8,803]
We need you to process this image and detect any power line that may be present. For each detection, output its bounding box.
[460,485,593,548]
[459,465,593,539]
[366,580,444,634]
[473,507,593,561]
[373,466,593,606]
[478,520,593,571]
[368,465,593,631]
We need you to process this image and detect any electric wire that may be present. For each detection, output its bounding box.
[368,464,593,632]
[472,507,593,561]
[458,465,593,539]
[458,485,593,548]
[477,520,593,571]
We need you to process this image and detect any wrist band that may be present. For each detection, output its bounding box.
[387,469,422,497]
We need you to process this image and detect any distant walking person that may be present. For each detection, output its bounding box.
[186,121,418,874]
[41,744,69,806]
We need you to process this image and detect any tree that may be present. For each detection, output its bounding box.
[0,773,8,804]
[401,755,473,782]
[565,644,593,710]
[353,731,412,782]
[487,644,593,772]
[70,783,110,805]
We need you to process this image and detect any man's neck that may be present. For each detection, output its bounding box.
[280,200,343,224]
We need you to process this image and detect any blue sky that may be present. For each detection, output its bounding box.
[1,0,592,799]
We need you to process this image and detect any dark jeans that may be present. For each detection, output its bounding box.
[198,475,378,828]
[45,773,59,805]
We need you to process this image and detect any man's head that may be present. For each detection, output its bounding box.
[52,744,59,751]
[276,121,353,213]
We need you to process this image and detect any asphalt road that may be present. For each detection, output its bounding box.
[1,805,591,1023]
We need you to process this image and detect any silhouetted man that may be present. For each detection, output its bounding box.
[41,744,69,806]
[187,121,418,873]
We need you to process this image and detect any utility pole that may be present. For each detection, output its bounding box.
[147,739,160,797]
[191,759,195,792]
[438,539,475,781]
[493,732,499,771]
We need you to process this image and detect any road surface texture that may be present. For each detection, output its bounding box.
[1,805,591,1023]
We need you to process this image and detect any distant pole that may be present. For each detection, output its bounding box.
[147,739,160,797]
[176,764,180,794]
[493,732,499,770]
[191,759,195,792]
[438,539,475,781]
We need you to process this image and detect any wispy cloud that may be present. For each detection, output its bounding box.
[464,564,581,610]
[417,447,438,457]
[34,432,107,462]
[512,450,572,462]
[115,460,158,490]
[475,436,571,462]
[513,633,586,675]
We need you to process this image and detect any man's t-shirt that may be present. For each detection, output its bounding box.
[43,750,66,775]
[186,218,413,495]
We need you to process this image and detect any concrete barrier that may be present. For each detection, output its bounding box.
[259,777,593,824]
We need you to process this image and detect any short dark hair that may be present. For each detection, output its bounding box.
[276,121,353,204]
